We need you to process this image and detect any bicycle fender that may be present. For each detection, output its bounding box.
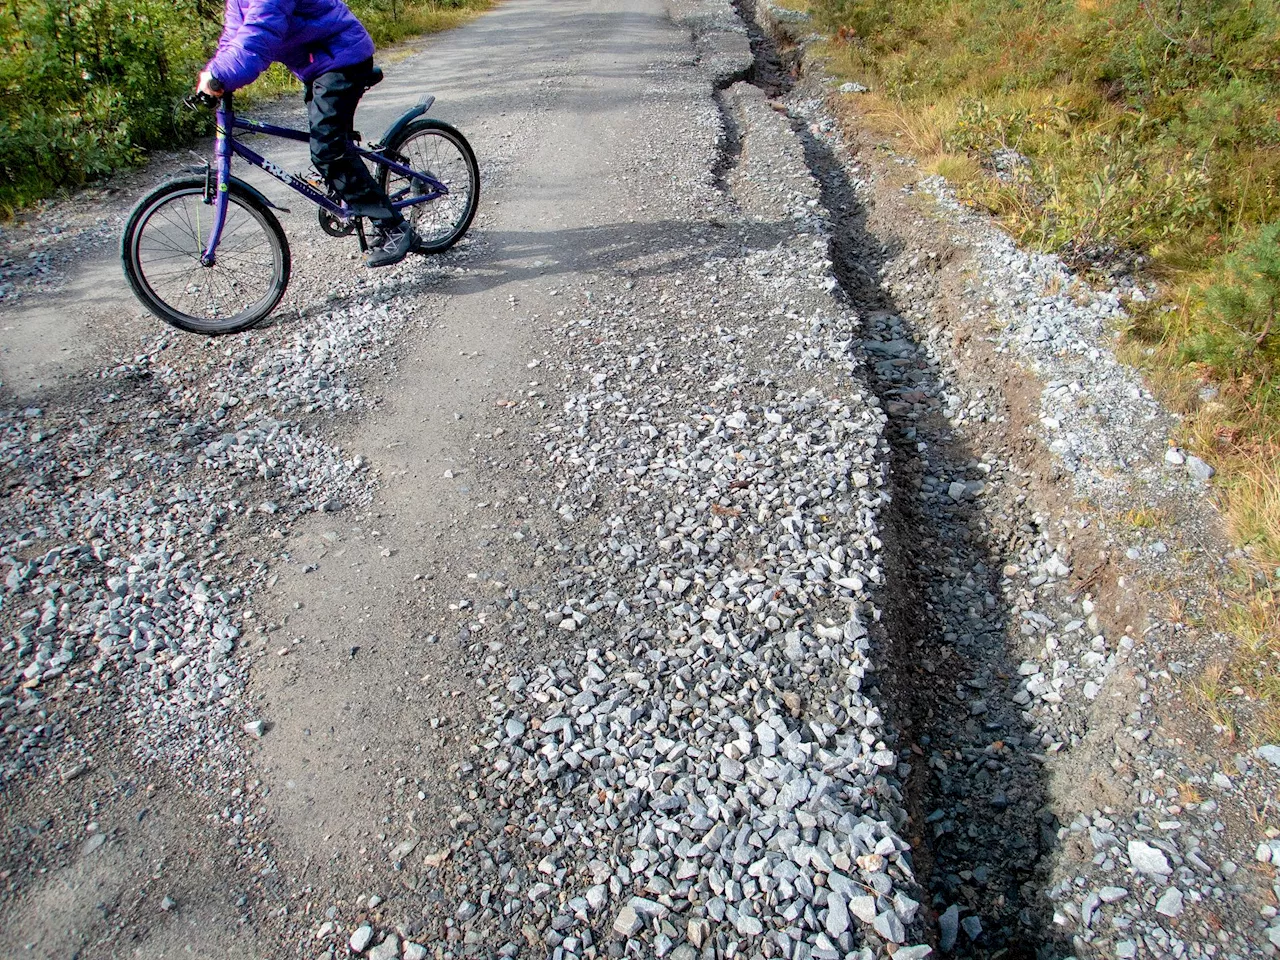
[378,97,436,149]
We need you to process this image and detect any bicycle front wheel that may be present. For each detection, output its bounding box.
[122,176,290,335]
[379,119,480,254]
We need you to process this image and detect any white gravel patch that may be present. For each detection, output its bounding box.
[0,302,407,780]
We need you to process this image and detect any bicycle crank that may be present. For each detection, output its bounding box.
[318,209,357,237]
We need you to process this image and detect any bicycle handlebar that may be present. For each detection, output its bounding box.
[184,91,221,111]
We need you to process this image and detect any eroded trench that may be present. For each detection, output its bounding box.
[718,3,1072,956]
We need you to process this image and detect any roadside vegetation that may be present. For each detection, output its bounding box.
[798,0,1280,740]
[0,0,491,212]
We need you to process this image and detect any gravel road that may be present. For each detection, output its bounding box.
[1,0,1278,958]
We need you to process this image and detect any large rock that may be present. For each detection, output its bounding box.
[1155,888,1184,918]
[1127,840,1171,877]
[348,925,374,954]
[612,905,642,938]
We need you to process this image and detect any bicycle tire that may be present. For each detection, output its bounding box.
[122,176,291,335]
[377,119,480,254]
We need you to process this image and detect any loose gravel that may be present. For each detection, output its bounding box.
[4,1,1280,959]
[0,303,415,779]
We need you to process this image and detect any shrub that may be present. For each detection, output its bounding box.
[1192,223,1280,372]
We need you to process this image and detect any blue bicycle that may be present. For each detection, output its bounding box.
[122,71,479,335]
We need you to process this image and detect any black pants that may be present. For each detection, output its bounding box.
[305,59,401,225]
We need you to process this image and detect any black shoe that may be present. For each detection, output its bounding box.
[366,221,414,268]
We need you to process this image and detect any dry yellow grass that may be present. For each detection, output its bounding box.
[1121,507,1167,530]
[1177,781,1205,805]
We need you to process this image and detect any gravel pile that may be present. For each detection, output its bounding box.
[0,212,116,304]
[912,126,1276,960]
[895,173,1278,960]
[6,1,1278,958]
[918,183,1212,496]
[0,302,404,785]
[423,259,934,956]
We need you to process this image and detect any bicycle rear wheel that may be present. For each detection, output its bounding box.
[378,119,479,254]
[122,176,290,335]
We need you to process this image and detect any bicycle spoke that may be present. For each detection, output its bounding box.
[138,248,200,265]
[140,230,196,256]
[154,204,197,241]
[139,261,210,280]
[202,268,238,318]
[219,229,271,258]
[169,200,204,250]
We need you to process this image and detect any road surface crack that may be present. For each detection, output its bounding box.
[731,1,1070,953]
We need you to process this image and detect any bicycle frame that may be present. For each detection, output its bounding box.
[202,93,448,265]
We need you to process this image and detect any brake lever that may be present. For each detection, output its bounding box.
[183,92,218,111]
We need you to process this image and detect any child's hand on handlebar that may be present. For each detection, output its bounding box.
[196,70,224,98]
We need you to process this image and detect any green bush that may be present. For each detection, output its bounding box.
[810,0,1280,361]
[0,0,212,208]
[1189,223,1280,371]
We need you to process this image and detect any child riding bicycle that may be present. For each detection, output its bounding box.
[197,0,414,267]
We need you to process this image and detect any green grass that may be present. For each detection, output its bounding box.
[810,0,1279,273]
[1189,577,1280,745]
[0,0,492,213]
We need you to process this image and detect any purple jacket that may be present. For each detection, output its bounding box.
[206,0,375,92]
